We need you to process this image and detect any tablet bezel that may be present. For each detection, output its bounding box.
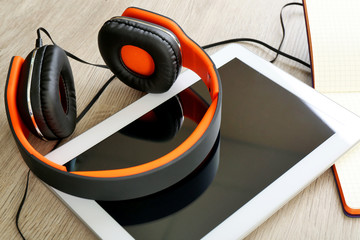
[49,44,360,239]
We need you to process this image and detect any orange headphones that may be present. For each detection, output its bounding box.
[5,7,222,200]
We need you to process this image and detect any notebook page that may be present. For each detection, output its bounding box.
[305,0,360,214]
[305,0,360,93]
[324,92,360,209]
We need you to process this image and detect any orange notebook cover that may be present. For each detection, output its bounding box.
[303,0,360,216]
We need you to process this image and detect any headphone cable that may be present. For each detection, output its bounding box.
[202,2,309,68]
[15,170,30,240]
[36,27,109,69]
[270,2,304,63]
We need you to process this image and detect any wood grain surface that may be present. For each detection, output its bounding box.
[0,0,359,239]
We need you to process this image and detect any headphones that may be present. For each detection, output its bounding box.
[5,7,222,200]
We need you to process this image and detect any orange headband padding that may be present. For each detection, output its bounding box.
[122,7,219,100]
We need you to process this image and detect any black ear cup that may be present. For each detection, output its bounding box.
[98,17,182,93]
[119,95,183,141]
[17,45,77,140]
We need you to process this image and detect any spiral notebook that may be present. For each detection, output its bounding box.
[304,0,360,216]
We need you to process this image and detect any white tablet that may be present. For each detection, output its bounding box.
[48,44,360,239]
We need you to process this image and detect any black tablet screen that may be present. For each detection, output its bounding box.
[88,58,334,239]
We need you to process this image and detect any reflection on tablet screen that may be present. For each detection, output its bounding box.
[83,58,333,240]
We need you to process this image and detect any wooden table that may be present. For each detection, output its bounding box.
[1,0,359,239]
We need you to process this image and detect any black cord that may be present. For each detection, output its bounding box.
[76,74,117,123]
[15,170,30,240]
[202,37,310,68]
[36,27,109,69]
[270,2,303,63]
[201,3,309,68]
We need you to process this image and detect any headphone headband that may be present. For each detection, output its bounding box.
[5,7,222,200]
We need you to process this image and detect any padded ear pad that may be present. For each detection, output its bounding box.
[98,17,182,93]
[17,45,77,140]
[119,96,183,141]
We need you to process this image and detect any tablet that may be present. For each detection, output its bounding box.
[47,44,360,239]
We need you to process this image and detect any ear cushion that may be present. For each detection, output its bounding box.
[17,45,76,140]
[119,96,183,141]
[98,17,182,93]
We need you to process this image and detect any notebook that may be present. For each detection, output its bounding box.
[303,0,360,216]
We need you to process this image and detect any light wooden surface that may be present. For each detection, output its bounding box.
[0,0,359,239]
